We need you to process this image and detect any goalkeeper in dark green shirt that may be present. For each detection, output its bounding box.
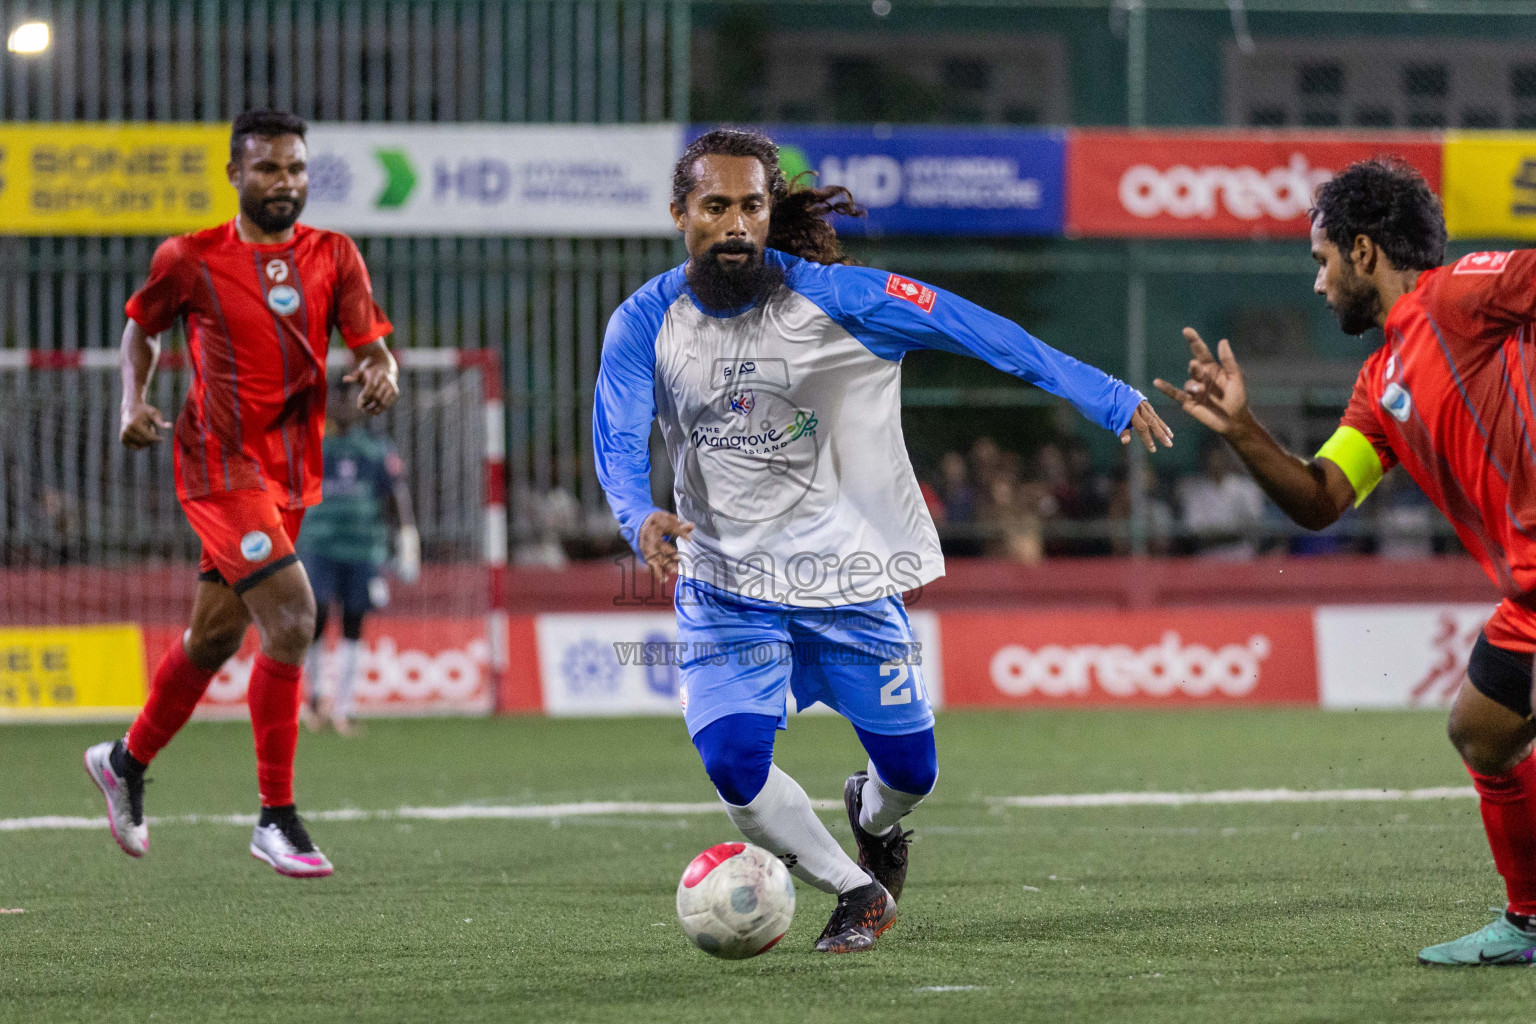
[298,379,419,734]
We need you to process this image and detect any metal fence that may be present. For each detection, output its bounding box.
[1,0,1530,561]
[0,0,688,546]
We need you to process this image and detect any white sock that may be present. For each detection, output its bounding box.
[332,639,363,720]
[858,759,933,836]
[722,765,868,895]
[303,644,324,707]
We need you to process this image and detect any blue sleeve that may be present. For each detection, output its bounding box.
[791,261,1144,435]
[593,287,670,559]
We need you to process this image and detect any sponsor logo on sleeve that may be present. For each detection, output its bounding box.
[1380,382,1413,423]
[885,274,937,313]
[1452,251,1512,275]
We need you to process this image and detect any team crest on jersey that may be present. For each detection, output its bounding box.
[240,530,274,562]
[728,390,755,415]
[265,259,289,282]
[885,274,937,313]
[1453,251,1512,275]
[1380,382,1413,423]
[267,284,300,316]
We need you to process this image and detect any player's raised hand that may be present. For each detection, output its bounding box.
[638,511,694,585]
[120,400,172,449]
[1153,328,1252,437]
[1119,399,1175,453]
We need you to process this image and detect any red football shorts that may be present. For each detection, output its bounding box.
[1485,598,1536,656]
[182,487,306,595]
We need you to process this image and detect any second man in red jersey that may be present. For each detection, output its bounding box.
[1157,158,1536,965]
[83,110,399,878]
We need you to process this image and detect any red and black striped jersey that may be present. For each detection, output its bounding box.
[1341,249,1536,604]
[126,220,392,509]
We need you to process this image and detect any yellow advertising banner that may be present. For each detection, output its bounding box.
[0,123,236,235]
[1443,132,1536,240]
[0,624,147,720]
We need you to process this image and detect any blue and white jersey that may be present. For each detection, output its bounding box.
[593,248,1143,607]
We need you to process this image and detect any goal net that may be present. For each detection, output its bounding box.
[0,347,505,719]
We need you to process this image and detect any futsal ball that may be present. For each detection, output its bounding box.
[675,842,795,959]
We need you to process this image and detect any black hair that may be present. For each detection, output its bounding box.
[671,127,864,266]
[230,109,308,164]
[1309,157,1446,272]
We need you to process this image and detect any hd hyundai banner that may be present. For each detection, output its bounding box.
[1066,131,1443,239]
[697,126,1067,237]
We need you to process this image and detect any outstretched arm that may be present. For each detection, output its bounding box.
[1154,328,1354,530]
[805,265,1173,452]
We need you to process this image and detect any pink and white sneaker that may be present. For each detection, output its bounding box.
[250,813,334,878]
[83,740,147,857]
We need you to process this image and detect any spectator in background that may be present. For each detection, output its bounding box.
[1107,462,1175,556]
[936,451,976,525]
[1176,435,1267,559]
[977,467,1044,565]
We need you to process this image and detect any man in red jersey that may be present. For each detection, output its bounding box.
[1156,158,1536,965]
[83,110,398,878]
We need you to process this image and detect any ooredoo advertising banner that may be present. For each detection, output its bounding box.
[142,618,495,718]
[939,608,1318,707]
[1066,131,1443,239]
[733,126,1066,237]
[301,123,682,236]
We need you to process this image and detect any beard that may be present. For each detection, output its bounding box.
[1329,266,1383,336]
[242,190,305,234]
[687,240,783,311]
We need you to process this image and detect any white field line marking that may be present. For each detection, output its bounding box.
[991,786,1475,808]
[0,787,1478,833]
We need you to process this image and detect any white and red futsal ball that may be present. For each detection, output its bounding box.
[676,842,795,959]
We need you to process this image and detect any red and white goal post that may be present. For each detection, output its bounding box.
[0,346,506,721]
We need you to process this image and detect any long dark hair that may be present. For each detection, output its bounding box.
[671,128,864,266]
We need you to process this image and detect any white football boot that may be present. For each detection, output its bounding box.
[250,813,334,878]
[82,740,148,857]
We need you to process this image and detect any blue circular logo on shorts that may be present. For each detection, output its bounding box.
[266,285,300,316]
[240,530,273,562]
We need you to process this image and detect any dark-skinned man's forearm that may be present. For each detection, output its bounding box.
[119,322,159,408]
[1223,411,1340,530]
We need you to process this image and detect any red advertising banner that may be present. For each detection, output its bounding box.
[1066,131,1443,238]
[939,607,1318,707]
[141,617,494,717]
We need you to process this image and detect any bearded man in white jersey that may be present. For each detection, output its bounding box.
[593,128,1174,953]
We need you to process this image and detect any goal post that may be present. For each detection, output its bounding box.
[0,346,506,719]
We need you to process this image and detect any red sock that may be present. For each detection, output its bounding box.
[1469,754,1536,916]
[248,652,303,807]
[125,638,217,765]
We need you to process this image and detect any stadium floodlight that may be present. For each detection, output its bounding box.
[6,20,50,54]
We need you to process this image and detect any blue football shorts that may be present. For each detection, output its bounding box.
[674,577,935,739]
[302,553,378,617]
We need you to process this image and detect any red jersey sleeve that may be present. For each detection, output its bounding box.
[1431,249,1536,336]
[1338,361,1399,473]
[124,237,190,335]
[331,235,393,349]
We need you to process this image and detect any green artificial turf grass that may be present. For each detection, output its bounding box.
[2,710,1532,1024]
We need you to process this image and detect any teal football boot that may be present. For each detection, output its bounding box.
[1418,912,1536,966]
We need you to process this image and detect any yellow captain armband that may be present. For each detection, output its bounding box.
[1315,425,1385,507]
